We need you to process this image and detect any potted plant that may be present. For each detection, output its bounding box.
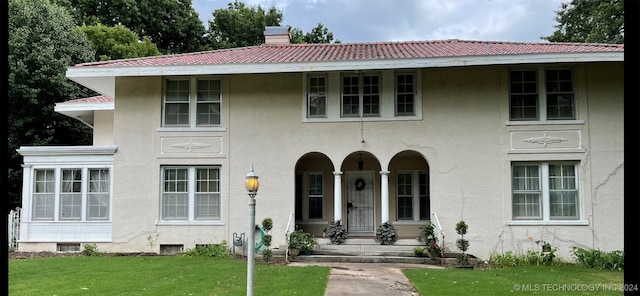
[413,247,425,257]
[455,220,472,268]
[288,229,317,257]
[419,222,442,259]
[375,222,398,245]
[324,220,348,245]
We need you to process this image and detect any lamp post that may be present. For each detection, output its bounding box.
[245,165,259,296]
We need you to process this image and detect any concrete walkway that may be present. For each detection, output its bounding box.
[289,262,444,296]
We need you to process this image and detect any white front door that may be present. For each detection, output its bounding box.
[346,171,375,234]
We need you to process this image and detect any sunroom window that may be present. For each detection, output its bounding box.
[31,167,111,221]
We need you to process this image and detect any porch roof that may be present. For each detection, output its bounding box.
[54,96,114,128]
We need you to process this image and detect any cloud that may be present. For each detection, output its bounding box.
[193,0,564,42]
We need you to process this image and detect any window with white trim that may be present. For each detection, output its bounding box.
[161,166,220,220]
[294,172,325,220]
[509,68,575,121]
[342,73,380,117]
[396,171,430,221]
[512,162,579,220]
[308,75,327,117]
[395,72,415,116]
[163,77,222,127]
[32,168,111,221]
[308,172,324,219]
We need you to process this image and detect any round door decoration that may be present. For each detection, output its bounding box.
[355,178,366,191]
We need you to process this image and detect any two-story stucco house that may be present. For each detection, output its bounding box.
[17,27,624,260]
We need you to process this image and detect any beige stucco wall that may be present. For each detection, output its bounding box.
[93,110,114,145]
[97,62,623,261]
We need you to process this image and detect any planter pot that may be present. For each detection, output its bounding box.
[455,265,474,269]
[288,248,299,259]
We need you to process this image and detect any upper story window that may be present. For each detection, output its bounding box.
[509,68,575,121]
[342,73,380,117]
[303,70,422,122]
[308,75,327,117]
[163,77,221,127]
[395,72,415,116]
[512,161,579,220]
[32,167,111,221]
[161,166,221,221]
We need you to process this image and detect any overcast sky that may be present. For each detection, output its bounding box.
[192,0,566,43]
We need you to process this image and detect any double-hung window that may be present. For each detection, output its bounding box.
[396,171,430,221]
[308,75,327,117]
[509,68,575,121]
[161,166,221,221]
[395,72,415,116]
[512,162,579,220]
[308,173,324,219]
[31,168,111,221]
[294,172,325,221]
[342,73,380,117]
[60,169,82,220]
[163,78,222,127]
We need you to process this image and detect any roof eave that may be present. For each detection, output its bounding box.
[66,52,623,97]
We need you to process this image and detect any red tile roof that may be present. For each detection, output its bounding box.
[73,39,623,68]
[58,95,114,104]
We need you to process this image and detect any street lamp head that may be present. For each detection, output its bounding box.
[245,164,259,196]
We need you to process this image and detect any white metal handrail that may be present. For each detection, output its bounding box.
[431,212,443,245]
[285,212,294,262]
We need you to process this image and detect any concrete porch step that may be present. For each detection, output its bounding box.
[283,238,463,265]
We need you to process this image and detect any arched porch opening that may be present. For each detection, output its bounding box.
[340,151,381,235]
[293,152,334,236]
[388,150,430,238]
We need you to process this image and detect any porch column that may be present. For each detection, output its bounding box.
[380,171,390,223]
[333,171,343,222]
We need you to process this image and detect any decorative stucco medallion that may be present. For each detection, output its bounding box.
[522,133,568,147]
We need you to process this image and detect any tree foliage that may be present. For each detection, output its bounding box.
[542,0,624,44]
[207,0,283,49]
[8,0,96,209]
[291,23,340,44]
[76,24,161,61]
[55,0,207,54]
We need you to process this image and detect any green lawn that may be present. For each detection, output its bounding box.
[404,265,624,296]
[9,256,330,296]
[10,256,625,296]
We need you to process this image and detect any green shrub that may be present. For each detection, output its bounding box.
[182,241,230,258]
[289,230,317,252]
[375,222,398,245]
[419,222,441,257]
[572,247,624,270]
[81,243,102,256]
[325,220,348,245]
[261,248,273,262]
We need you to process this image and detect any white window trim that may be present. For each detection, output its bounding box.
[159,166,224,225]
[301,70,422,122]
[395,170,429,223]
[509,161,588,225]
[296,171,327,223]
[307,74,328,118]
[507,66,577,124]
[27,165,113,223]
[162,76,223,128]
